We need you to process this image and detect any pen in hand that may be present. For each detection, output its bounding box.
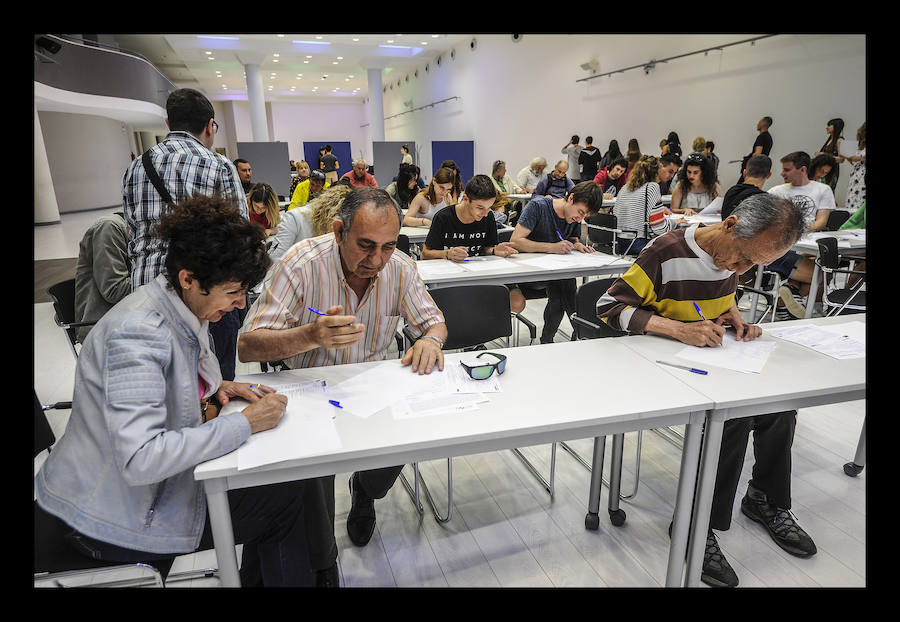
[693,302,723,347]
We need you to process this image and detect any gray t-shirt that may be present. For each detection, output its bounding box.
[517,196,580,242]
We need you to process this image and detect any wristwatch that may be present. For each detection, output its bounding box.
[420,335,444,348]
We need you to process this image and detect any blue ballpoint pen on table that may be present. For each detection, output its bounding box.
[328,400,343,409]
[656,360,708,375]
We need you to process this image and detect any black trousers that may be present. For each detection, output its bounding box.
[63,479,314,586]
[708,410,797,531]
[539,279,577,343]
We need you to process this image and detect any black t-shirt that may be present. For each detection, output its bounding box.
[752,131,773,157]
[320,153,338,172]
[424,205,498,256]
[721,183,765,220]
[578,147,603,180]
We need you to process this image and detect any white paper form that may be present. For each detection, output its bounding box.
[458,257,518,272]
[236,394,342,471]
[392,392,490,420]
[328,359,503,419]
[675,335,777,373]
[765,321,865,360]
[415,260,469,280]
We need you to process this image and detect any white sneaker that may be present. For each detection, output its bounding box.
[778,286,806,319]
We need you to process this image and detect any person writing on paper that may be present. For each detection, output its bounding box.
[238,186,447,554]
[510,180,605,343]
[35,196,322,587]
[597,193,819,588]
[669,153,723,216]
[422,174,525,313]
[403,166,456,227]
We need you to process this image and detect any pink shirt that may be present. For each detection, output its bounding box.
[242,233,444,369]
[340,171,379,188]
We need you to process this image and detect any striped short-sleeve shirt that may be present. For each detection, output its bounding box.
[596,225,737,333]
[241,233,445,369]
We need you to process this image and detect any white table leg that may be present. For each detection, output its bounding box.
[666,411,705,587]
[204,478,241,587]
[685,409,727,587]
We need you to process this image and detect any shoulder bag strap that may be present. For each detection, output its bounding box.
[643,185,650,239]
[141,150,175,207]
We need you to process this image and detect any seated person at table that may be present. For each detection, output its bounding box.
[289,160,311,198]
[490,159,525,196]
[422,174,524,313]
[510,181,604,343]
[613,155,686,256]
[288,169,330,210]
[807,153,837,185]
[403,166,456,227]
[35,196,322,587]
[238,187,448,552]
[532,160,575,199]
[340,158,379,189]
[385,163,421,212]
[765,151,836,318]
[247,182,281,237]
[720,154,771,219]
[656,153,682,196]
[73,211,131,343]
[597,193,815,588]
[517,156,548,194]
[592,156,628,199]
[269,180,354,261]
[669,153,723,216]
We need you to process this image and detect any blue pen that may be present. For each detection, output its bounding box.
[555,229,565,241]
[308,307,325,316]
[656,360,708,375]
[328,400,343,409]
[693,302,707,321]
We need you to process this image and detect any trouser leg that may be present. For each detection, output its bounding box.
[356,465,405,500]
[747,410,797,509]
[540,278,576,343]
[708,418,753,531]
[302,475,338,570]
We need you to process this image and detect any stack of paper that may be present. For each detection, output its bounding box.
[415,260,467,279]
[675,335,777,374]
[765,321,865,359]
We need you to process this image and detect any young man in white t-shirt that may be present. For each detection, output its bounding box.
[766,151,836,318]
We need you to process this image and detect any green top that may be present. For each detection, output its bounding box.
[839,203,866,230]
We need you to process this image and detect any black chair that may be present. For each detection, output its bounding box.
[497,228,513,244]
[47,279,97,359]
[815,237,866,315]
[396,233,410,256]
[34,391,217,588]
[584,213,638,256]
[569,278,630,340]
[825,210,851,231]
[397,285,537,521]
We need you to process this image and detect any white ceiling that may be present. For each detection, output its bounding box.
[112,34,475,104]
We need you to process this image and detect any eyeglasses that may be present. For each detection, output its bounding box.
[212,120,219,134]
[459,352,507,380]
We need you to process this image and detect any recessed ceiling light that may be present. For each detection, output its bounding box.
[349,75,354,78]
[345,78,350,81]
[352,38,359,42]
[337,56,343,60]
[198,35,240,40]
[277,34,285,38]
[293,40,330,45]
[387,40,394,43]
[208,57,215,60]
[304,60,309,64]
[306,55,312,58]
[273,53,280,57]
[332,61,338,65]
[421,42,428,45]
[432,35,439,38]
[315,36,323,39]
[273,59,279,62]
[204,51,212,55]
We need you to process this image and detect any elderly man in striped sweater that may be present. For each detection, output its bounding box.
[596,193,818,588]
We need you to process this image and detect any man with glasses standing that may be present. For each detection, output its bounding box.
[122,88,247,380]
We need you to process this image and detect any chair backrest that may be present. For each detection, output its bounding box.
[429,285,512,350]
[47,279,79,352]
[816,237,841,270]
[497,228,513,244]
[573,278,628,339]
[585,213,617,246]
[825,210,851,231]
[396,233,410,256]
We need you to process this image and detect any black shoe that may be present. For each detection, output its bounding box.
[315,562,340,588]
[347,473,376,547]
[701,531,739,588]
[741,484,817,557]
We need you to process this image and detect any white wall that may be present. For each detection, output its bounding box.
[374,33,865,204]
[38,111,134,213]
[214,99,368,166]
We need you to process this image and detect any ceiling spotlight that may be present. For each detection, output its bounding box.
[208,57,215,60]
[273,59,279,62]
[580,59,600,73]
[352,38,359,42]
[432,34,439,38]
[273,53,280,57]
[204,51,212,55]
[277,34,285,37]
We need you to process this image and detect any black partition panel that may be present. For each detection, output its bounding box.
[372,141,416,188]
[236,141,292,198]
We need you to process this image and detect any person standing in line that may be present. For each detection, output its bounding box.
[598,140,623,171]
[578,136,603,182]
[400,144,413,165]
[844,122,866,213]
[561,135,583,183]
[320,144,340,185]
[814,118,845,193]
[738,116,773,183]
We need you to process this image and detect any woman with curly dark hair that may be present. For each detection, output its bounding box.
[34,194,330,587]
[669,153,723,216]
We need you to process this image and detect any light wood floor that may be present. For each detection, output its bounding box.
[34,209,866,588]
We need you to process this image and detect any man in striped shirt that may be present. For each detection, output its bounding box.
[121,88,247,380]
[597,193,819,588]
[238,187,447,573]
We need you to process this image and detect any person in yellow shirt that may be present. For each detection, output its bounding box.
[287,169,329,210]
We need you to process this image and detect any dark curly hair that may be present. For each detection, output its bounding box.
[676,153,718,199]
[155,195,271,294]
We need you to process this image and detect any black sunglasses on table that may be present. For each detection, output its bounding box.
[459,352,507,380]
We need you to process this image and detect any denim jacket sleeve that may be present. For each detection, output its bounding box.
[103,315,251,487]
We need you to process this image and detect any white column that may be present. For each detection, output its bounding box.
[366,67,385,142]
[244,63,269,142]
[34,104,60,224]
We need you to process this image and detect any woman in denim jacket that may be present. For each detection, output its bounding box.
[35,196,319,586]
